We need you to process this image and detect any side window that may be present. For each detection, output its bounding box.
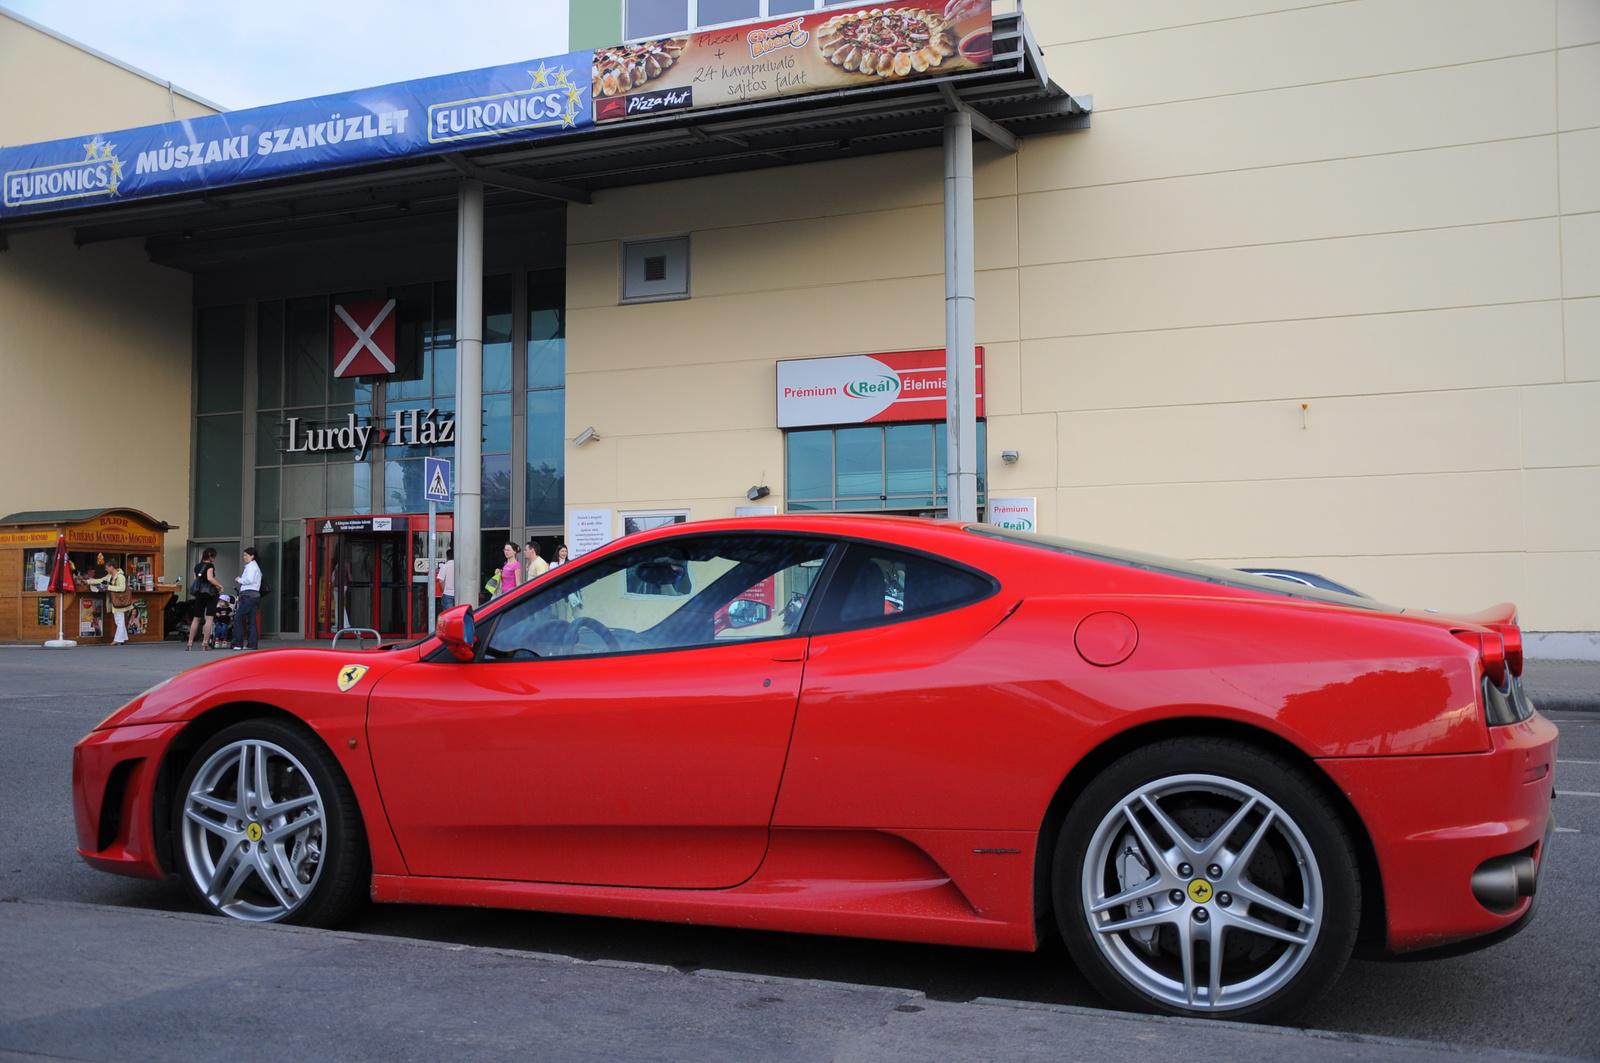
[483,535,832,659]
[811,545,992,634]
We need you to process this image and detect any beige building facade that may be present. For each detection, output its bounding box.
[2,0,1598,636]
[566,0,1600,631]
[0,8,218,581]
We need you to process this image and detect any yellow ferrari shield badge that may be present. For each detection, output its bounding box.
[246,822,263,842]
[1187,879,1214,904]
[337,664,369,692]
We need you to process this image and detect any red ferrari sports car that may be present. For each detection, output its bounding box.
[73,516,1557,1020]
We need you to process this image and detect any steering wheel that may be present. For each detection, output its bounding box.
[561,616,622,654]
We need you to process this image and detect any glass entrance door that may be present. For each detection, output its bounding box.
[316,532,409,638]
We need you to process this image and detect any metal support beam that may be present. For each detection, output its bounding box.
[443,152,590,204]
[938,82,1017,153]
[455,179,485,607]
[943,111,979,524]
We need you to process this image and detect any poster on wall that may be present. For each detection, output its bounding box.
[78,597,103,638]
[777,348,985,428]
[987,497,1036,532]
[567,509,614,559]
[128,599,149,636]
[594,0,994,121]
[36,597,55,627]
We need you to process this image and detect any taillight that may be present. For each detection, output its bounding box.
[1454,629,1507,686]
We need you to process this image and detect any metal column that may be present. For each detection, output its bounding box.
[454,179,485,604]
[943,111,979,523]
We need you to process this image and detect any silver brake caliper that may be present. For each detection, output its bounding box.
[1115,829,1161,956]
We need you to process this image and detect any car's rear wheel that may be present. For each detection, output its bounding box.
[174,718,367,926]
[1055,738,1359,1021]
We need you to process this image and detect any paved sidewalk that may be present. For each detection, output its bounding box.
[1,900,1590,1063]
[1522,659,1600,714]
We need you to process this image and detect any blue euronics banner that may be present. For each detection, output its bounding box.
[0,51,593,219]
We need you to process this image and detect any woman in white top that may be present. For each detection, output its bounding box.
[85,558,133,646]
[550,544,569,568]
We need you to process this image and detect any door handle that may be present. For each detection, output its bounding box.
[769,643,807,662]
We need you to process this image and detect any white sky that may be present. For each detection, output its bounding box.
[7,1,572,110]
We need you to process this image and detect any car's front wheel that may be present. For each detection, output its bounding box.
[174,718,367,926]
[1055,738,1359,1021]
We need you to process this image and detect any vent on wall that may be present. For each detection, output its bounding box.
[622,235,689,303]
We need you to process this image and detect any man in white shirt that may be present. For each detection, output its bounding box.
[439,548,455,611]
[232,546,263,650]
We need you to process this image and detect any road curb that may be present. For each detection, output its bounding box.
[5,898,1589,1063]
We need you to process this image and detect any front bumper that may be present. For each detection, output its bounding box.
[72,721,186,881]
[1319,712,1558,953]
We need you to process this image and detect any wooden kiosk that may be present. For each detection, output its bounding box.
[0,509,179,644]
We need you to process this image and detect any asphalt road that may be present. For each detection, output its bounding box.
[2,643,1596,1059]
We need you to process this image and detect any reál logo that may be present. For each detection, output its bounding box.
[845,375,900,399]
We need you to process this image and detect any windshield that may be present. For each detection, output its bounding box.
[964,525,1400,613]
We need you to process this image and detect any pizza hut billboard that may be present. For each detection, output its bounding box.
[777,348,984,428]
[594,0,994,122]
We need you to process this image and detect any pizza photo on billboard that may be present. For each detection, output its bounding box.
[816,7,959,79]
[593,38,689,98]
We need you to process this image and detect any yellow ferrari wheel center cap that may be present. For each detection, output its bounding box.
[1187,879,1213,903]
[246,822,263,842]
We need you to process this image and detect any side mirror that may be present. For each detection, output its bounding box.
[726,599,771,628]
[436,604,476,662]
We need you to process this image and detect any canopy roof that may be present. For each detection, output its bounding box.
[0,508,174,531]
[0,13,1080,267]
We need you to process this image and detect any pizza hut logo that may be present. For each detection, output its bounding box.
[625,86,693,116]
[595,96,627,121]
[845,374,900,399]
[748,17,809,58]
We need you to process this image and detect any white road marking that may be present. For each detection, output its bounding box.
[1558,758,1600,765]
[1555,790,1600,797]
[1555,827,1581,833]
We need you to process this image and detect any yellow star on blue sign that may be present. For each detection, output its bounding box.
[531,63,552,88]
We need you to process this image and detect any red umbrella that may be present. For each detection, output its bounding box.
[44,533,75,647]
[46,533,73,594]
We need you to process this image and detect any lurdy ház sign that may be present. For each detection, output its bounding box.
[283,408,455,460]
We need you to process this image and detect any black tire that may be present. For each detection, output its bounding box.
[1053,737,1359,1022]
[172,717,369,927]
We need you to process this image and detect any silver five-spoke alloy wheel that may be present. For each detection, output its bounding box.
[1080,773,1323,1013]
[181,738,326,921]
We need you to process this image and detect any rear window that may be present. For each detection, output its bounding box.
[811,544,995,633]
[964,525,1399,613]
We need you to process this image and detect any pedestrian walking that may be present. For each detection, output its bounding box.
[85,557,133,646]
[490,542,521,599]
[525,539,549,583]
[550,543,569,569]
[186,547,222,651]
[232,546,262,650]
[438,548,455,611]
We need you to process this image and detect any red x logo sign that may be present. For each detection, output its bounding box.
[333,299,397,378]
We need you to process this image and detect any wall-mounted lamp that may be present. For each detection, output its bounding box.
[747,485,771,501]
[1001,450,1020,465]
[572,426,600,446]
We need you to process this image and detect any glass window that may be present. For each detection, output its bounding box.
[327,462,372,515]
[483,393,512,453]
[698,0,758,25]
[196,305,245,414]
[281,465,326,520]
[431,281,456,397]
[526,389,564,528]
[21,547,54,592]
[785,421,985,513]
[255,410,282,467]
[483,454,511,528]
[280,521,301,633]
[484,535,832,659]
[483,274,514,394]
[285,297,328,408]
[386,284,433,400]
[624,511,688,535]
[255,539,280,635]
[527,271,565,390]
[626,0,688,38]
[811,545,993,634]
[254,467,280,537]
[194,415,243,538]
[257,301,284,410]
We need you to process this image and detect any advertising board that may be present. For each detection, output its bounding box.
[777,348,984,428]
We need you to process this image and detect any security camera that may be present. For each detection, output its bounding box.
[1001,450,1019,464]
[747,485,771,501]
[572,427,599,446]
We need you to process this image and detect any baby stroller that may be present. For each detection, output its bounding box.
[210,594,234,648]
